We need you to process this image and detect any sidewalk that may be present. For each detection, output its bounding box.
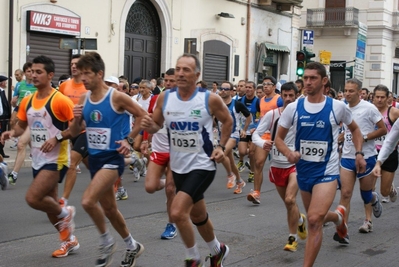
[2,139,32,169]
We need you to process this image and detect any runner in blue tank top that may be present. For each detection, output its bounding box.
[69,52,147,267]
[275,62,366,267]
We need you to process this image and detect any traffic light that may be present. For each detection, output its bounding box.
[345,66,353,80]
[303,47,315,63]
[296,50,305,76]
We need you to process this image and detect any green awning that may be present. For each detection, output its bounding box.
[264,43,290,53]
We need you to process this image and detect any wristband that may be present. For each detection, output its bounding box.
[355,151,364,156]
[217,144,226,152]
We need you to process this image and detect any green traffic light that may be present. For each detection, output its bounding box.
[297,68,304,76]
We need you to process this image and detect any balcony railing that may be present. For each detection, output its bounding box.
[307,7,359,27]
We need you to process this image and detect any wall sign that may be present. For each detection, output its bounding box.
[27,11,81,36]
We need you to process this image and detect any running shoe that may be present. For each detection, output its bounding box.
[335,205,347,239]
[161,223,177,239]
[233,150,240,159]
[244,161,251,170]
[247,172,254,183]
[297,213,308,240]
[247,190,260,204]
[129,164,135,172]
[52,236,80,258]
[185,259,203,267]
[9,139,18,149]
[7,172,16,186]
[390,185,398,202]
[372,192,383,218]
[226,174,236,189]
[55,206,76,242]
[115,188,128,201]
[205,243,229,267]
[236,161,245,172]
[132,167,140,182]
[333,232,350,244]
[0,165,8,190]
[234,180,246,194]
[283,236,298,252]
[140,158,148,177]
[95,242,116,267]
[358,220,373,233]
[381,196,390,203]
[76,165,82,174]
[120,242,144,267]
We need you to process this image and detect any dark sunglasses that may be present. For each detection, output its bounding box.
[219,87,231,91]
[130,85,139,89]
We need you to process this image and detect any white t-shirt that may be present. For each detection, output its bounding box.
[253,108,295,168]
[342,100,382,159]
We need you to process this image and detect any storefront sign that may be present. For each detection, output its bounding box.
[27,11,81,36]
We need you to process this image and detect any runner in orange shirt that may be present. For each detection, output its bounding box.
[247,76,283,204]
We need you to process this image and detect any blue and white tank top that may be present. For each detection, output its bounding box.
[295,97,339,178]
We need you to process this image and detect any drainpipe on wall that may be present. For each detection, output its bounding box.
[245,0,251,81]
[8,0,14,103]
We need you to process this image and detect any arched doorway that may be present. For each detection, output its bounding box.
[124,0,162,83]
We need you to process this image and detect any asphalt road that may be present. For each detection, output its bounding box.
[0,161,399,267]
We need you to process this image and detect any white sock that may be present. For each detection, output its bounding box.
[11,171,18,178]
[206,237,221,256]
[334,211,343,226]
[298,215,304,225]
[123,233,137,250]
[100,231,114,246]
[61,197,68,206]
[57,207,69,219]
[186,244,201,260]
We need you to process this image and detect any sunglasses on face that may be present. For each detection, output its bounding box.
[130,85,139,89]
[219,87,231,91]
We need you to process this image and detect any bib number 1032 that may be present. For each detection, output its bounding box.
[170,131,200,153]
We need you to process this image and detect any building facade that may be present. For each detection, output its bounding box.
[300,0,399,93]
[1,0,303,92]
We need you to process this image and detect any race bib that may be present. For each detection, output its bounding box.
[345,132,353,143]
[272,144,294,161]
[170,131,200,153]
[300,140,327,162]
[31,128,50,148]
[375,135,385,147]
[86,127,111,150]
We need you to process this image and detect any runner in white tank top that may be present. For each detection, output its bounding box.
[141,54,233,266]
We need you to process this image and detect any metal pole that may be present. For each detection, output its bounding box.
[8,0,14,103]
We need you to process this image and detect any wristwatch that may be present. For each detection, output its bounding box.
[363,134,368,142]
[355,151,365,157]
[55,132,63,142]
[217,144,226,152]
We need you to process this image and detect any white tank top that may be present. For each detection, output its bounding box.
[163,88,215,174]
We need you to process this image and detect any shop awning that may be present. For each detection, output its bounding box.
[255,43,290,74]
[264,43,290,53]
